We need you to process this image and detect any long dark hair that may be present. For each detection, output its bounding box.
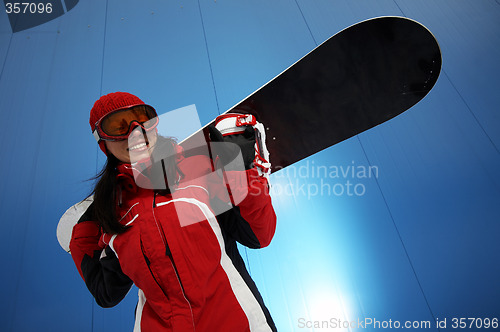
[90,136,180,234]
[89,153,123,234]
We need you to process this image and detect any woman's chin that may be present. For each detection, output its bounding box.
[129,150,153,164]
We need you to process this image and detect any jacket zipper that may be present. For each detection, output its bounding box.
[140,240,170,301]
[152,192,196,331]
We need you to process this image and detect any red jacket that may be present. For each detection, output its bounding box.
[70,154,277,332]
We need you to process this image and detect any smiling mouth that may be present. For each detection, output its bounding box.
[127,139,150,152]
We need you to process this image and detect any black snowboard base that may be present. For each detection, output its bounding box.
[181,16,442,173]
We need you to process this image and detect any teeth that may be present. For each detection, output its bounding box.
[129,142,147,151]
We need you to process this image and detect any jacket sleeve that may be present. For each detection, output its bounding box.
[69,203,133,308]
[212,168,277,249]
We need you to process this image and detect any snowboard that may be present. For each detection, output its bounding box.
[57,16,441,252]
[182,16,441,172]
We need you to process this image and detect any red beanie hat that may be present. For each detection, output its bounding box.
[89,92,145,154]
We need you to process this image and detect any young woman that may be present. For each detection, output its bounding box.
[70,92,277,331]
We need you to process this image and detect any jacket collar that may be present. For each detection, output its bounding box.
[115,143,185,192]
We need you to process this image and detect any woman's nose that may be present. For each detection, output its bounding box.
[128,122,145,137]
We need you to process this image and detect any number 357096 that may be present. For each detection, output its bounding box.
[5,3,53,14]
